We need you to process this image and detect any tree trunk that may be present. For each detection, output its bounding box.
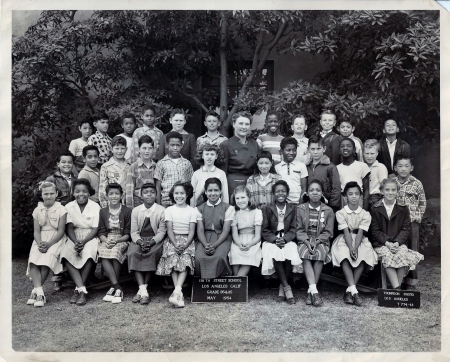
[219,11,230,136]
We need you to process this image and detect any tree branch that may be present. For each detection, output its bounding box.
[180,90,209,113]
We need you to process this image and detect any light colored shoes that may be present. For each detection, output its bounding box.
[103,288,115,302]
[27,291,37,305]
[169,291,179,306]
[111,289,123,304]
[34,294,46,307]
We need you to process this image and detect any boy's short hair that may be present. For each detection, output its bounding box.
[140,182,156,195]
[141,104,156,115]
[170,108,186,119]
[266,110,279,119]
[166,131,183,144]
[57,150,75,162]
[363,139,380,151]
[384,118,398,127]
[195,144,224,166]
[79,119,92,128]
[379,178,400,192]
[93,110,109,122]
[82,145,99,158]
[320,109,336,119]
[105,182,123,195]
[121,112,136,124]
[111,135,127,147]
[338,116,356,127]
[280,137,298,150]
[232,111,253,124]
[72,178,96,196]
[205,110,220,120]
[343,181,362,196]
[308,135,324,147]
[291,114,307,125]
[168,181,194,204]
[138,135,154,148]
[271,179,290,195]
[394,153,413,166]
[340,136,356,149]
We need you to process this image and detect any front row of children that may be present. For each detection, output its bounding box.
[27,172,424,308]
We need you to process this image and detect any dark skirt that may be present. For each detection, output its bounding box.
[127,240,164,272]
[195,231,232,279]
[298,243,331,263]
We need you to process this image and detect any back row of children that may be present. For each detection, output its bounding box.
[30,107,425,306]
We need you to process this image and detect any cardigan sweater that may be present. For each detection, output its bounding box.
[296,202,334,247]
[261,203,297,243]
[98,206,132,238]
[306,155,341,208]
[369,200,411,248]
[130,203,167,244]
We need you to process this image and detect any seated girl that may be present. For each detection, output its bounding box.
[261,180,302,304]
[196,177,235,279]
[370,178,424,289]
[331,182,378,306]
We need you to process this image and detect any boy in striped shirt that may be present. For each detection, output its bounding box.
[257,110,284,165]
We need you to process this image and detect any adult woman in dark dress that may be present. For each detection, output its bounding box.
[220,111,259,198]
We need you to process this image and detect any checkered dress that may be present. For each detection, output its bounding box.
[375,245,423,271]
[87,131,112,165]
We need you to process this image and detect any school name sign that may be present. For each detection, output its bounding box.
[191,277,248,303]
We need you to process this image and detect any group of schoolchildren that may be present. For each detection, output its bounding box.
[26,105,426,310]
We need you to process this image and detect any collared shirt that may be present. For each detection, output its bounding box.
[154,155,194,206]
[121,159,156,208]
[195,199,235,230]
[336,205,371,231]
[99,157,130,208]
[256,134,284,164]
[386,138,398,169]
[130,125,164,163]
[308,204,321,211]
[78,165,100,203]
[320,129,333,137]
[191,166,229,207]
[394,175,426,223]
[294,136,311,165]
[276,204,287,231]
[197,132,228,150]
[61,174,72,188]
[246,173,282,208]
[118,133,133,162]
[336,160,370,191]
[382,199,396,219]
[87,131,112,165]
[368,160,388,195]
[275,160,308,204]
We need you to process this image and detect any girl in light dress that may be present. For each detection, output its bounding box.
[261,180,302,304]
[156,181,197,308]
[26,181,67,307]
[331,182,378,306]
[60,179,101,306]
[245,151,282,209]
[229,185,262,276]
[195,177,235,279]
[296,179,335,307]
[98,183,132,304]
[370,178,424,289]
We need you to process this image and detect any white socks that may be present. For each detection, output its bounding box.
[139,284,148,296]
[174,286,182,294]
[76,286,87,294]
[346,285,358,295]
[35,287,44,296]
[308,284,318,294]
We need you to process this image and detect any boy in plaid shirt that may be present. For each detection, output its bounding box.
[154,131,194,207]
[393,154,426,290]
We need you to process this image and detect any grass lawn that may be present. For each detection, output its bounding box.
[11,254,441,353]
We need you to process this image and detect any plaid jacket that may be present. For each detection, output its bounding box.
[121,159,156,208]
[246,173,282,209]
[394,175,426,223]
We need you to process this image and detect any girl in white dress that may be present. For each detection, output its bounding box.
[60,179,101,306]
[26,181,67,307]
[229,185,262,276]
[331,182,378,306]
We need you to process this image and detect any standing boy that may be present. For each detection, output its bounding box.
[291,114,311,165]
[196,110,228,150]
[87,111,112,167]
[363,139,388,206]
[99,136,130,208]
[305,135,341,211]
[275,137,308,205]
[78,145,101,204]
[377,119,410,176]
[131,105,164,163]
[154,131,194,207]
[393,154,426,290]
[118,112,137,163]
[257,110,284,165]
[122,135,157,208]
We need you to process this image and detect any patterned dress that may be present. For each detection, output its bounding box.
[60,200,101,268]
[27,202,67,276]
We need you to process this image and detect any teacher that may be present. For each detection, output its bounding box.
[220,111,259,198]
